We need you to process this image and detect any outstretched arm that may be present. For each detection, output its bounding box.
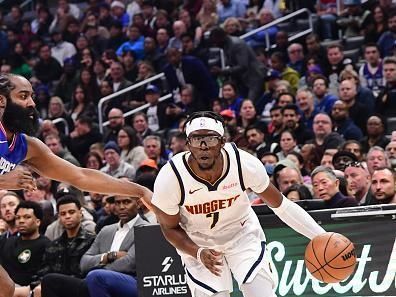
[0,265,14,297]
[257,183,326,240]
[24,137,151,200]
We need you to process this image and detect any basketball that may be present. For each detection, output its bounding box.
[304,232,357,283]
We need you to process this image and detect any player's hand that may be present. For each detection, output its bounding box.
[139,188,153,212]
[0,166,37,191]
[199,249,223,276]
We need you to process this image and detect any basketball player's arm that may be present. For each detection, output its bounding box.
[24,137,152,200]
[0,265,14,297]
[151,204,223,276]
[257,183,326,239]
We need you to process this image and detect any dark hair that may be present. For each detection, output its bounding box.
[280,129,297,141]
[0,73,17,98]
[341,139,362,151]
[171,131,187,141]
[56,195,82,211]
[287,151,304,166]
[222,81,238,94]
[281,103,299,115]
[244,124,264,138]
[284,184,313,200]
[327,43,343,51]
[76,115,93,128]
[132,111,147,122]
[364,43,379,52]
[184,111,225,131]
[271,51,286,67]
[270,105,282,113]
[119,126,140,151]
[85,151,104,169]
[15,200,43,221]
[312,75,329,88]
[257,150,278,162]
[305,33,320,42]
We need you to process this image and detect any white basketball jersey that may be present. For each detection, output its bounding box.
[166,143,265,247]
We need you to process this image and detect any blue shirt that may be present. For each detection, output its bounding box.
[116,36,145,60]
[0,123,28,175]
[217,0,246,23]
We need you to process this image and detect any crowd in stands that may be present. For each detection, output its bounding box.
[1,0,396,296]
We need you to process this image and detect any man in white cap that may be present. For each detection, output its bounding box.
[146,111,327,297]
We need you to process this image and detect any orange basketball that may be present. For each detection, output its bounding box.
[305,232,357,283]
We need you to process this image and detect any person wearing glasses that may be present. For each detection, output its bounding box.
[147,111,326,297]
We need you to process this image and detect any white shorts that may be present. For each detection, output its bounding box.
[180,220,275,296]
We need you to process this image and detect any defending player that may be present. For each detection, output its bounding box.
[148,111,326,297]
[0,75,151,296]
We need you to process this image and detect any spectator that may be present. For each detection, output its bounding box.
[270,52,300,94]
[245,125,269,156]
[237,99,261,131]
[366,5,388,42]
[41,195,150,297]
[331,100,363,141]
[296,88,319,130]
[179,9,202,44]
[68,116,103,165]
[144,36,166,73]
[305,34,327,68]
[338,79,370,132]
[281,104,313,145]
[103,108,125,143]
[164,47,218,109]
[274,160,303,193]
[196,0,218,33]
[110,1,130,30]
[377,10,396,57]
[34,44,63,85]
[95,195,118,233]
[358,43,384,96]
[284,184,313,202]
[332,150,358,171]
[320,151,335,169]
[132,112,153,144]
[246,9,278,47]
[116,25,144,60]
[385,141,396,170]
[69,85,97,122]
[107,61,133,111]
[286,151,312,184]
[144,84,169,132]
[107,20,128,51]
[277,130,300,160]
[309,113,344,158]
[44,133,80,166]
[287,43,305,74]
[155,28,169,53]
[339,68,376,114]
[255,70,281,117]
[169,132,187,156]
[14,196,96,297]
[311,166,358,208]
[54,57,79,105]
[277,93,295,107]
[300,143,321,174]
[50,0,81,32]
[0,191,21,238]
[217,0,246,23]
[341,140,364,161]
[50,29,77,67]
[324,44,353,95]
[370,167,396,204]
[312,75,338,114]
[344,161,373,205]
[0,201,51,287]
[220,81,243,117]
[316,0,338,40]
[47,96,75,133]
[366,146,390,175]
[168,20,187,51]
[85,152,104,170]
[262,0,285,18]
[360,115,390,154]
[143,135,167,169]
[210,27,264,102]
[376,56,396,116]
[117,126,147,170]
[101,141,136,180]
[268,105,283,144]
[337,0,374,38]
[79,67,101,105]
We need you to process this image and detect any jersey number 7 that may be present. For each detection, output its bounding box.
[206,212,219,229]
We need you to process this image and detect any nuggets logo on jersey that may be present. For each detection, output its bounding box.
[184,194,240,215]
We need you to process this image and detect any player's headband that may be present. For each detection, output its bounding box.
[185,117,225,137]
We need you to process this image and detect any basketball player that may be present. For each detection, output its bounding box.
[0,75,151,296]
[148,111,326,297]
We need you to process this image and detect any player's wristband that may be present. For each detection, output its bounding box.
[196,247,205,265]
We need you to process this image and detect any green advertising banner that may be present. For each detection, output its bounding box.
[136,207,396,297]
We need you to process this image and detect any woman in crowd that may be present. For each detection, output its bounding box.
[221,81,243,116]
[223,17,244,37]
[277,129,300,160]
[85,151,104,170]
[366,5,388,42]
[47,96,74,133]
[117,126,148,170]
[196,0,218,33]
[79,67,101,104]
[69,85,97,122]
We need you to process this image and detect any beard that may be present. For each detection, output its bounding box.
[3,99,40,136]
